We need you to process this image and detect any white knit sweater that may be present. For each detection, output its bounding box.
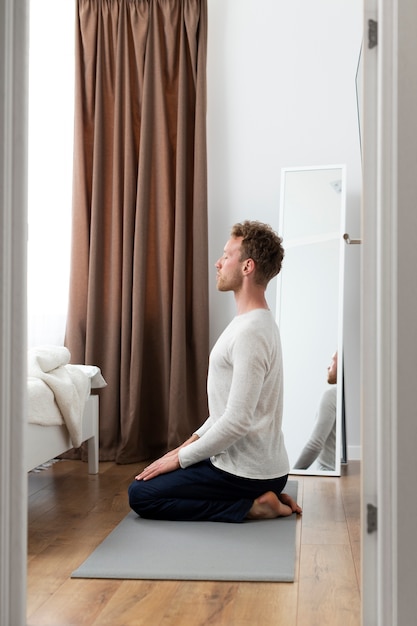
[179,309,290,479]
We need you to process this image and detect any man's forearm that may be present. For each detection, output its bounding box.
[179,433,200,449]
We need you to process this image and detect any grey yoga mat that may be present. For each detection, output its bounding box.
[72,480,298,582]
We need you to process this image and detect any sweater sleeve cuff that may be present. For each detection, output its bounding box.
[178,447,189,469]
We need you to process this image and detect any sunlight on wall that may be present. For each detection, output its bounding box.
[27,0,75,347]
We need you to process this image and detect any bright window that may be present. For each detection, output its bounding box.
[27,0,75,347]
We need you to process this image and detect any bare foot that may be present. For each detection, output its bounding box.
[246,491,294,520]
[279,492,302,514]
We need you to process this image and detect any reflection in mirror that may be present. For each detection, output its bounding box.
[276,165,346,476]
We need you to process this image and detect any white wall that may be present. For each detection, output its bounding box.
[207,0,363,459]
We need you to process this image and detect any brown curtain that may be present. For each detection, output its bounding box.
[65,0,209,464]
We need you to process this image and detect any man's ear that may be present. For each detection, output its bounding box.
[243,258,255,275]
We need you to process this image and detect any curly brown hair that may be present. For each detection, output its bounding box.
[231,220,284,286]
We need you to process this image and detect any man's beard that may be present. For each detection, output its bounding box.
[216,273,242,292]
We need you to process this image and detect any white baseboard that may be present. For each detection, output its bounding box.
[347,445,361,461]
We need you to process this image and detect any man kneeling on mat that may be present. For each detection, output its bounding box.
[128,221,302,523]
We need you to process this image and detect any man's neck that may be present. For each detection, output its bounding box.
[234,289,269,315]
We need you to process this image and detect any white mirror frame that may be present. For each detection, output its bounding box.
[276,165,346,476]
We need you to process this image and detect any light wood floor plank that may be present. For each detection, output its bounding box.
[297,544,361,626]
[27,460,361,625]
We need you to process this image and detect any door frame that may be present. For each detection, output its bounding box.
[0,0,29,624]
[362,0,417,623]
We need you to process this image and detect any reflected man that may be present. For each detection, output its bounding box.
[293,352,338,472]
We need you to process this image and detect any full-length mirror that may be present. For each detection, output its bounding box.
[276,165,346,476]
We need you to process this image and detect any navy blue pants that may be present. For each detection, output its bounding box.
[128,459,288,523]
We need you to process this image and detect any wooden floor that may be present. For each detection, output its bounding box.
[27,460,361,626]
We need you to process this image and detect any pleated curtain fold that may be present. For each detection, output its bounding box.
[65,0,209,463]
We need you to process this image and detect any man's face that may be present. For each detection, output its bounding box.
[215,236,245,292]
[327,352,338,385]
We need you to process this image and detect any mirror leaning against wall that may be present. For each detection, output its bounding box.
[276,165,346,476]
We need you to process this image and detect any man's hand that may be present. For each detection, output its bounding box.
[134,433,199,481]
[135,450,180,481]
